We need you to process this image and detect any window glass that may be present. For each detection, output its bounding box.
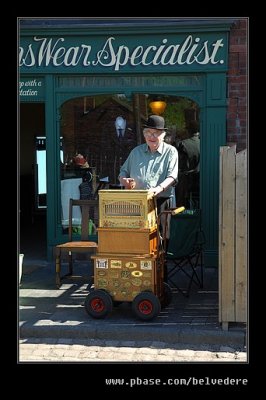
[59,93,200,232]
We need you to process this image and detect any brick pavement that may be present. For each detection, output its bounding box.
[19,338,247,362]
[19,260,247,365]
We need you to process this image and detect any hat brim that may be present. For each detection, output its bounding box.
[143,124,168,130]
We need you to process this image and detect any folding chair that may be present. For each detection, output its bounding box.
[165,209,205,297]
[55,199,98,288]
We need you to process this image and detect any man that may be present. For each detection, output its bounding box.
[119,115,179,213]
[118,115,178,281]
[118,115,179,284]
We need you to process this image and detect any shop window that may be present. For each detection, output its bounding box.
[35,136,63,209]
[59,94,200,232]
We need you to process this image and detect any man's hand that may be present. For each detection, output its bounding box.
[148,185,164,196]
[120,177,136,189]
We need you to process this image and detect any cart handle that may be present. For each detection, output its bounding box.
[170,206,185,216]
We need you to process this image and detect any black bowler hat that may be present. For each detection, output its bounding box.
[143,115,168,130]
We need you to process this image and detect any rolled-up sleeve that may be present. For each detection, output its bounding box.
[118,157,130,179]
[167,146,179,183]
[118,146,143,180]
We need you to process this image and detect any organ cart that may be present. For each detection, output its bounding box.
[84,189,183,320]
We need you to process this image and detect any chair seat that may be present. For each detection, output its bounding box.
[56,241,98,249]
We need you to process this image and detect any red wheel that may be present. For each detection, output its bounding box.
[84,289,113,319]
[132,291,161,321]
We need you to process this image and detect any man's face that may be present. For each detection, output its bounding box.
[143,128,165,150]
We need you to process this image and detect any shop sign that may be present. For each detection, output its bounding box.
[19,77,44,100]
[19,34,227,73]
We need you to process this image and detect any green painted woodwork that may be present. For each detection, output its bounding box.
[44,73,226,265]
[19,77,45,101]
[20,28,228,75]
[19,21,231,264]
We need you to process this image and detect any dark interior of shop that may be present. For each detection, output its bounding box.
[20,96,200,259]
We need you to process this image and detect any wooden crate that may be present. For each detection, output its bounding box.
[92,252,164,302]
[99,190,157,229]
[97,227,158,255]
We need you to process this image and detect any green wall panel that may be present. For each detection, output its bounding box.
[199,73,227,266]
[19,22,231,262]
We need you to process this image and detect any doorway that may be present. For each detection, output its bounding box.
[20,102,47,260]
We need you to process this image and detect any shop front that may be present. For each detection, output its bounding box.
[19,18,243,266]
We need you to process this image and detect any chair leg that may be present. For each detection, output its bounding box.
[55,255,61,288]
[68,252,73,275]
[168,263,189,297]
[186,266,196,296]
[168,256,202,298]
[163,261,168,283]
[200,251,204,288]
[162,239,169,282]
